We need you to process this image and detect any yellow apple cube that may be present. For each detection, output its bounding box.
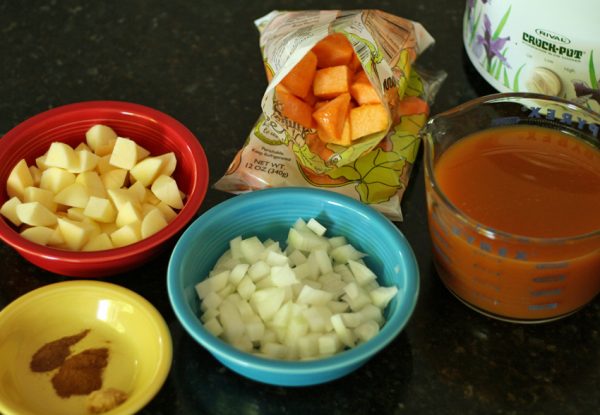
[86,124,117,156]
[110,223,141,248]
[7,159,34,199]
[129,157,164,187]
[141,207,168,238]
[0,196,23,226]
[151,175,183,209]
[83,196,117,223]
[16,201,57,227]
[20,226,55,246]
[54,183,90,208]
[45,142,78,171]
[57,217,92,250]
[82,233,114,252]
[39,167,76,194]
[23,186,58,212]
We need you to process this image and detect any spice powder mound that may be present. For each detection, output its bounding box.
[29,329,90,372]
[51,347,110,398]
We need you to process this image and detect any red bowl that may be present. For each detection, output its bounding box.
[0,101,209,277]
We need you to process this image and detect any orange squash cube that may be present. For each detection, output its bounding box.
[311,33,355,68]
[350,70,381,105]
[313,65,352,100]
[276,86,315,129]
[349,103,389,141]
[281,51,318,99]
[313,93,351,144]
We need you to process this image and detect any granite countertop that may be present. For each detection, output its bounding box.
[1,1,599,414]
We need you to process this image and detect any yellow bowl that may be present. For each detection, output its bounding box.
[0,281,172,415]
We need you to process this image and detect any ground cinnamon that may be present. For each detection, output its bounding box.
[30,329,90,372]
[29,329,111,398]
[51,347,109,398]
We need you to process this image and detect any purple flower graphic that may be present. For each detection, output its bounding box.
[573,80,600,104]
[473,14,511,72]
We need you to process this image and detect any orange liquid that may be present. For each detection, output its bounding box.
[429,125,600,321]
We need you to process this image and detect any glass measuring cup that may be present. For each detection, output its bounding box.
[422,93,600,323]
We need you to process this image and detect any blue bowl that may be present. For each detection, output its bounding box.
[167,188,419,386]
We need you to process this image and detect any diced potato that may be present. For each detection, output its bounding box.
[7,159,34,199]
[96,155,116,175]
[53,183,90,208]
[71,149,100,173]
[83,196,117,223]
[44,142,78,171]
[0,197,23,226]
[101,168,128,190]
[20,226,55,246]
[140,207,168,238]
[67,207,86,221]
[76,171,107,198]
[109,137,149,170]
[115,201,142,228]
[23,186,57,212]
[110,222,141,247]
[107,188,140,211]
[151,175,183,209]
[39,167,76,194]
[86,124,117,156]
[82,233,114,252]
[156,152,177,177]
[28,166,42,186]
[56,217,92,250]
[127,180,147,203]
[129,157,164,187]
[16,202,57,227]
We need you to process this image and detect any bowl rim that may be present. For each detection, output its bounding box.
[0,280,173,415]
[167,187,420,379]
[0,100,209,264]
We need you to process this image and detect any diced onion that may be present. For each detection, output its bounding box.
[195,218,399,361]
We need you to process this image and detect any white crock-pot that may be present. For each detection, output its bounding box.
[463,0,600,113]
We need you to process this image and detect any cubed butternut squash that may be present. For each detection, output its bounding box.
[311,33,355,68]
[281,51,318,100]
[313,65,352,99]
[349,104,389,141]
[350,70,381,105]
[312,93,351,145]
[276,86,315,129]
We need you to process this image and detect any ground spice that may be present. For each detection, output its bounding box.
[30,329,90,372]
[29,329,111,399]
[51,347,109,398]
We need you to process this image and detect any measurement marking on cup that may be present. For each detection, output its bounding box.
[530,288,563,297]
[533,274,566,283]
[535,262,569,270]
[528,303,558,311]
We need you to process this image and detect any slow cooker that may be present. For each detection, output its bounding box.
[463,0,600,113]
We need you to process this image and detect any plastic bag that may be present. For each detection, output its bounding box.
[214,10,445,220]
